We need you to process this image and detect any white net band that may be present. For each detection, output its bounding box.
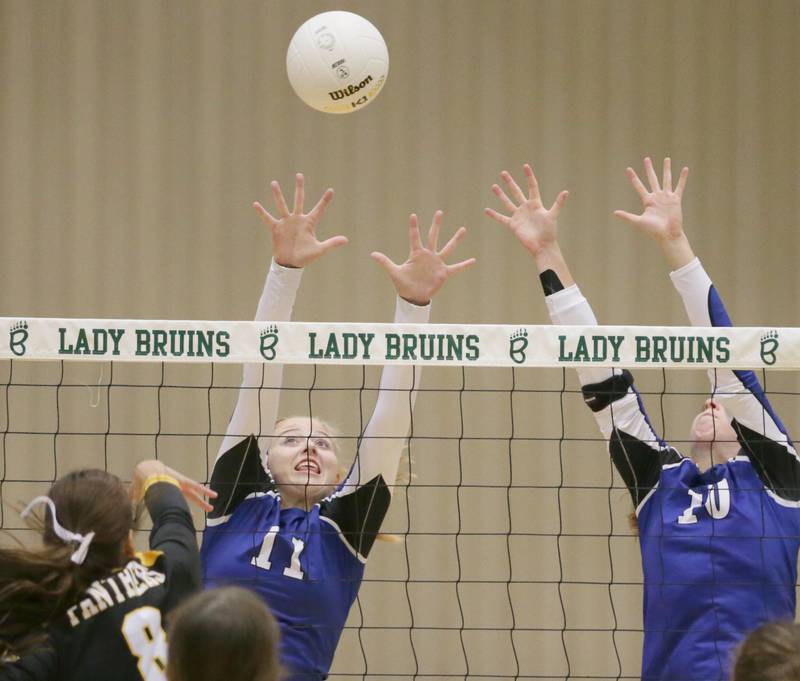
[0,317,793,369]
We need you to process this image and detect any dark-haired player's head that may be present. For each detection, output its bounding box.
[0,469,135,659]
[167,586,282,681]
[44,468,134,570]
[731,620,800,681]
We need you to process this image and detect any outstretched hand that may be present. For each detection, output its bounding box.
[371,211,476,306]
[130,460,217,512]
[254,173,348,268]
[614,157,695,269]
[485,164,569,256]
[614,157,688,242]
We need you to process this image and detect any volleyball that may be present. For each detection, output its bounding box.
[286,11,389,114]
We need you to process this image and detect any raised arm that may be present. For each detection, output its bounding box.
[487,165,681,510]
[210,175,347,517]
[130,460,215,608]
[340,212,475,492]
[616,157,799,499]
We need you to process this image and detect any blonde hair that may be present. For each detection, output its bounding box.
[273,415,411,544]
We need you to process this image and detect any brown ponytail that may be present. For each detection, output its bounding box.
[732,620,800,681]
[0,469,133,660]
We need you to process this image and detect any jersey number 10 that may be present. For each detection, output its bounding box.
[677,479,731,525]
[251,525,305,580]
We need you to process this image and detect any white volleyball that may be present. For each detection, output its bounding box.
[286,11,389,114]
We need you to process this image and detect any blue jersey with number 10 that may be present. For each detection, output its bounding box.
[549,258,800,681]
[637,448,800,680]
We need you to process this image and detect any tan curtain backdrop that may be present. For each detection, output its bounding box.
[1,1,799,679]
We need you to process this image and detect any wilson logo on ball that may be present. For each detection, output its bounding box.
[328,75,373,101]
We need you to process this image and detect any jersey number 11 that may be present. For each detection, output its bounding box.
[251,525,305,580]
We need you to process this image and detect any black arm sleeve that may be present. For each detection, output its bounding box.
[733,420,800,501]
[0,645,57,681]
[208,435,272,521]
[144,482,201,610]
[319,474,391,560]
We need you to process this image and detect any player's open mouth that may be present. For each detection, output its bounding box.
[295,459,320,475]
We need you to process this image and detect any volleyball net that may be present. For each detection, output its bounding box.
[2,316,799,680]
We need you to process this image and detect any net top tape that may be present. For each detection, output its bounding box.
[0,317,794,369]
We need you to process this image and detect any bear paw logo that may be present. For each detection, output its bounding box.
[509,328,529,365]
[9,321,29,357]
[760,330,779,366]
[259,325,279,361]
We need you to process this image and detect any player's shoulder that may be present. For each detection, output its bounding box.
[134,550,164,569]
[657,451,692,474]
[207,489,281,530]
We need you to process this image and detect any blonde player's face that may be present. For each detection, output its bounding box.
[267,417,340,506]
[690,400,737,448]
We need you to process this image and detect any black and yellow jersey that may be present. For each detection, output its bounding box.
[0,481,200,681]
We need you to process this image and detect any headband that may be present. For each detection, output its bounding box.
[21,496,96,565]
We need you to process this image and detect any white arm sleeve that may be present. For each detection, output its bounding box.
[216,260,303,461]
[669,257,792,446]
[546,285,660,437]
[545,284,616,386]
[341,296,431,493]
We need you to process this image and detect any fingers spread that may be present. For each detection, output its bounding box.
[484,207,510,225]
[308,188,334,222]
[293,173,305,215]
[501,170,527,204]
[184,478,217,499]
[446,257,477,275]
[549,190,569,216]
[613,209,641,225]
[319,235,349,254]
[492,183,517,213]
[370,251,397,273]
[662,157,672,192]
[438,226,466,260]
[427,210,443,251]
[253,202,277,227]
[271,180,291,217]
[626,167,648,199]
[408,213,423,251]
[186,490,214,512]
[644,157,661,192]
[675,166,689,197]
[524,164,541,201]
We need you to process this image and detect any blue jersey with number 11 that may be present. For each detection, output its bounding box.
[202,435,391,681]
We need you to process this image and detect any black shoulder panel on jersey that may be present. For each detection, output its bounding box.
[610,428,682,507]
[208,435,272,520]
[144,482,201,611]
[734,421,800,501]
[319,474,391,560]
[581,370,634,413]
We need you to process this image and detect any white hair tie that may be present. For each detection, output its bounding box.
[21,496,96,565]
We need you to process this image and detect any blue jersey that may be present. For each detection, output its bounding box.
[636,450,800,680]
[202,436,390,681]
[546,259,800,681]
[202,261,431,679]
